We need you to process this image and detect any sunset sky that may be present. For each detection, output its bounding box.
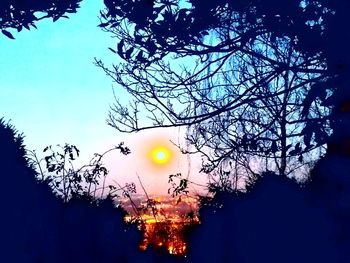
[0,0,206,195]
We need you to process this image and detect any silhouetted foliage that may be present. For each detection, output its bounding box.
[186,172,341,263]
[28,142,131,202]
[0,118,155,262]
[97,0,350,182]
[168,173,189,196]
[0,0,82,39]
[3,0,350,260]
[98,0,328,132]
[184,34,329,179]
[309,155,350,262]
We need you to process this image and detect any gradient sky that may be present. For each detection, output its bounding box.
[0,0,206,195]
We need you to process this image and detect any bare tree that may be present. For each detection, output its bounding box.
[183,34,330,188]
[96,1,330,128]
[95,0,339,188]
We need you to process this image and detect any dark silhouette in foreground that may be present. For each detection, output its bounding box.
[1,118,350,263]
[186,168,350,263]
[0,118,188,263]
[0,119,141,262]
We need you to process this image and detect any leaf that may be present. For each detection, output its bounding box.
[298,155,303,163]
[53,16,60,22]
[98,22,109,28]
[289,142,302,156]
[108,47,116,54]
[117,39,124,58]
[73,145,80,156]
[2,30,14,39]
[48,164,56,172]
[100,11,107,20]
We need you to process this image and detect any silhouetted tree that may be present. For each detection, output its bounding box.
[0,0,82,39]
[97,0,349,176]
[98,0,326,129]
[183,33,328,185]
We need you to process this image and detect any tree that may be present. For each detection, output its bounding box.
[0,0,82,39]
[185,33,329,188]
[0,118,145,263]
[96,0,335,180]
[99,0,327,129]
[3,0,348,161]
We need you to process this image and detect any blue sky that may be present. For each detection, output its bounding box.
[0,0,118,156]
[0,0,205,195]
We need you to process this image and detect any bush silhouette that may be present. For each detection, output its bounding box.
[186,171,338,263]
[0,119,144,263]
[310,154,350,263]
[2,117,348,262]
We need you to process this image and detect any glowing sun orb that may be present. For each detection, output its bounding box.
[151,146,170,165]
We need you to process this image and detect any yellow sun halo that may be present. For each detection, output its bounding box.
[151,146,170,164]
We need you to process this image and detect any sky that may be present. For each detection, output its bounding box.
[0,0,206,195]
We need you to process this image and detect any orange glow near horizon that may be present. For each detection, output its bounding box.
[122,195,200,256]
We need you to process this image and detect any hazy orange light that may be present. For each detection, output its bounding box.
[168,245,174,254]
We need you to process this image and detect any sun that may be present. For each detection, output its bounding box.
[151,146,170,165]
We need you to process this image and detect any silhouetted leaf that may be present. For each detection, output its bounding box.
[98,22,109,27]
[2,30,14,39]
[289,143,302,156]
[298,155,303,163]
[117,39,124,58]
[108,47,117,53]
